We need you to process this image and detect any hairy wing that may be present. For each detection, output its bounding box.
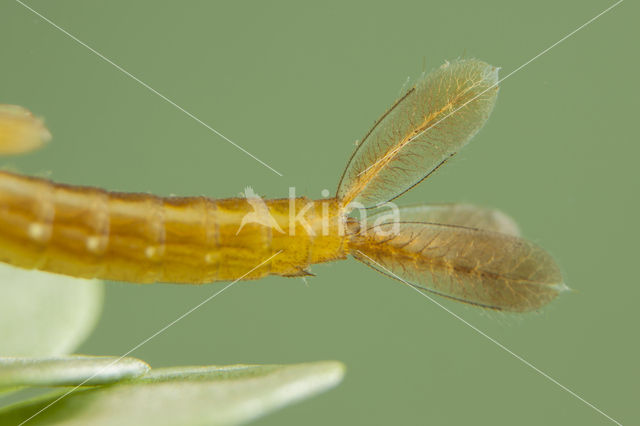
[337,59,499,208]
[368,203,520,236]
[351,222,565,312]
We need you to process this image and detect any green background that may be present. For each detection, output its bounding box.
[1,1,637,424]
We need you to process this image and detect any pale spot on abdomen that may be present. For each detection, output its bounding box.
[27,222,49,243]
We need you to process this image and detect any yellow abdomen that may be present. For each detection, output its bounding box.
[0,171,348,283]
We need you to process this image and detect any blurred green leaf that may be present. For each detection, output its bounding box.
[0,264,104,357]
[0,356,150,388]
[0,361,345,426]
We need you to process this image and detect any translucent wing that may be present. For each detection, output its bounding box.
[351,222,565,312]
[0,105,51,155]
[337,59,499,208]
[368,203,520,236]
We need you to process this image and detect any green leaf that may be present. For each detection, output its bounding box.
[0,356,150,388]
[0,361,346,426]
[0,264,104,356]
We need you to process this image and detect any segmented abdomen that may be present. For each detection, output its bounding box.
[0,171,347,283]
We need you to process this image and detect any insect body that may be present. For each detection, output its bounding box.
[0,59,565,312]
